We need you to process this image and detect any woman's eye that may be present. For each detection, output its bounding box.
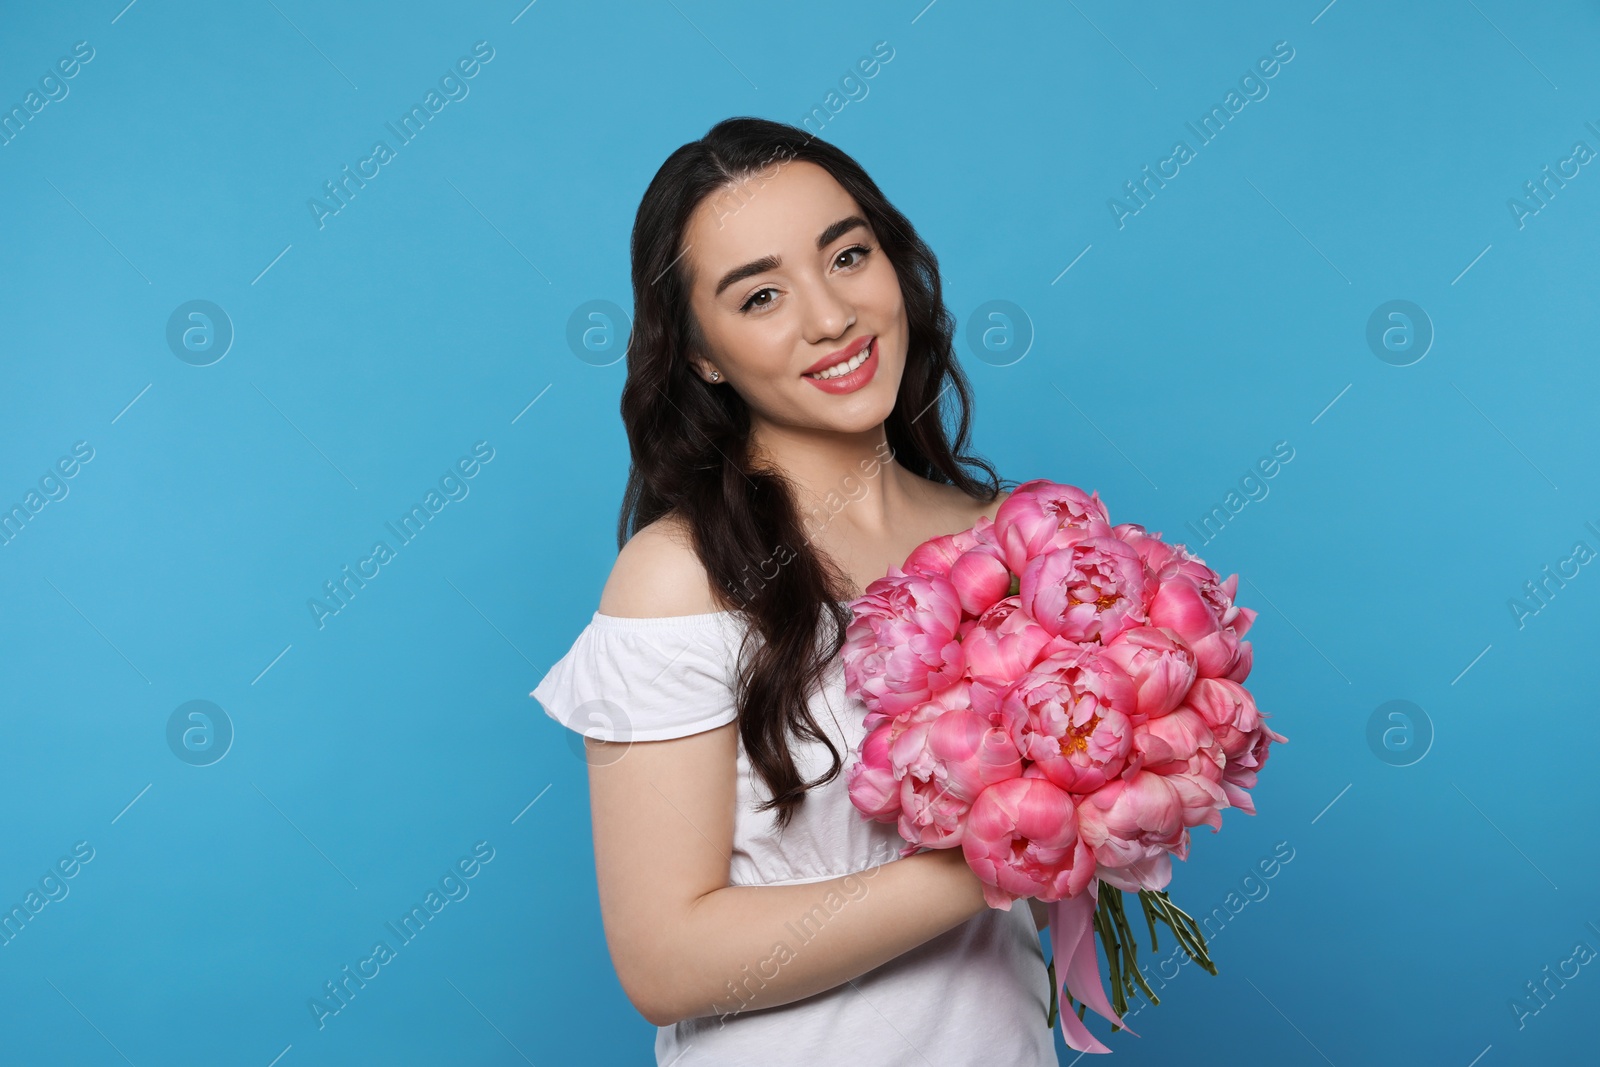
[737,247,871,313]
[835,244,872,269]
[739,288,777,313]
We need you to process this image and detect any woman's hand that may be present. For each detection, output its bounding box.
[919,848,1055,931]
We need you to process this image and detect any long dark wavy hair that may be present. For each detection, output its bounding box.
[618,116,1006,830]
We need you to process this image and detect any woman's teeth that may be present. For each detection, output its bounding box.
[805,343,871,380]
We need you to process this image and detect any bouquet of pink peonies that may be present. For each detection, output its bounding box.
[841,479,1286,1054]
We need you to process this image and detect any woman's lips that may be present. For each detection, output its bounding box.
[802,334,874,376]
[803,337,878,394]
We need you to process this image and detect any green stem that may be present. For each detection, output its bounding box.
[1107,889,1160,1006]
[1139,890,1218,975]
[1160,893,1214,972]
[1139,888,1162,952]
[1144,892,1196,956]
[1043,886,1214,1032]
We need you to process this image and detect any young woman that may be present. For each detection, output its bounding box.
[533,117,1060,1065]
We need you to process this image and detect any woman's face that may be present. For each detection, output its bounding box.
[680,159,907,439]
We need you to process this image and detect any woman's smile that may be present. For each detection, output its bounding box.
[803,336,879,394]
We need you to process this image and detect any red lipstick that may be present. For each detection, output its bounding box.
[802,336,878,394]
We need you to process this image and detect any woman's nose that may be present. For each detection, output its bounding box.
[800,278,856,344]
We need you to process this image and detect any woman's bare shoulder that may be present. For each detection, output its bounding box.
[977,484,1016,523]
[597,511,723,619]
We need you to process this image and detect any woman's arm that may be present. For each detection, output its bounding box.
[584,517,992,1026]
[585,724,991,1026]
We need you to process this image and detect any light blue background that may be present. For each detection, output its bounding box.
[2,1,1596,1063]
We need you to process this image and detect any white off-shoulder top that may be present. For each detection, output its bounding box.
[531,607,1061,1067]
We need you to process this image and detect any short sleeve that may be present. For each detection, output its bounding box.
[530,611,744,742]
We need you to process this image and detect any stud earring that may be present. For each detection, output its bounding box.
[709,370,720,382]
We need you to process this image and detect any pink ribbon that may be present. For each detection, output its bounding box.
[1046,878,1138,1054]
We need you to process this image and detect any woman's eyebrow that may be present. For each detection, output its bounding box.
[712,215,870,297]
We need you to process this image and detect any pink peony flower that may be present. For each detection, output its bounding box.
[853,694,963,848]
[1118,525,1219,593]
[1100,624,1199,723]
[961,776,1097,909]
[1183,677,1260,738]
[959,596,1055,716]
[998,642,1137,795]
[1115,523,1182,575]
[901,515,998,578]
[884,699,1023,852]
[1019,537,1153,645]
[924,708,1024,802]
[1215,722,1287,815]
[1123,708,1231,833]
[1164,771,1232,832]
[1095,851,1173,894]
[842,483,1278,929]
[1181,678,1287,813]
[992,480,1114,576]
[1117,527,1257,681]
[843,571,965,718]
[862,675,973,736]
[1074,771,1187,878]
[947,544,1013,617]
[845,722,903,824]
[837,477,1285,1055]
[1126,706,1217,778]
[896,766,973,852]
[1147,574,1254,680]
